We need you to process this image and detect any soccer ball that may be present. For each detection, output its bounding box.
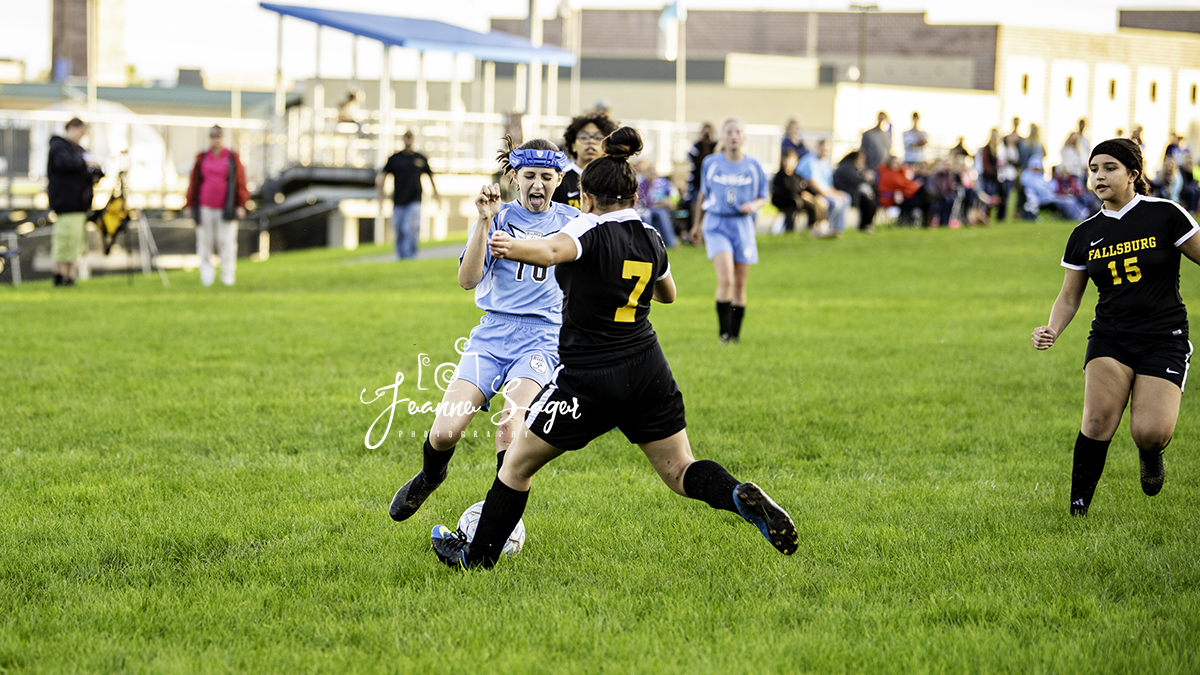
[457,501,525,557]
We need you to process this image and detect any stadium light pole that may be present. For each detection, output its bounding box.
[849,4,878,85]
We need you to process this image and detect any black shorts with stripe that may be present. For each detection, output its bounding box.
[1085,332,1193,390]
[523,343,687,450]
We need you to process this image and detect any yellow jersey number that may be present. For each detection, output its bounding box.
[1106,257,1142,285]
[614,260,653,322]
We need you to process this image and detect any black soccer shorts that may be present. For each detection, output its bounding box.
[1085,332,1193,390]
[523,343,688,450]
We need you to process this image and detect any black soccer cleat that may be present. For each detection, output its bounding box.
[389,470,444,522]
[733,482,799,555]
[431,525,470,570]
[1139,450,1165,496]
[1070,499,1089,517]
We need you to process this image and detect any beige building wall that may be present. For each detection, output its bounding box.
[996,26,1200,171]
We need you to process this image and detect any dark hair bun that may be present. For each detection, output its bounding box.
[601,127,643,162]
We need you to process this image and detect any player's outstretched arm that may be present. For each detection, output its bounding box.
[489,231,576,268]
[1032,268,1087,350]
[653,271,676,304]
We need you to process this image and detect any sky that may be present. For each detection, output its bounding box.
[5,0,1198,84]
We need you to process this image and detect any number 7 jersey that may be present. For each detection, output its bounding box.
[555,208,672,367]
[464,200,581,322]
[1062,194,1200,338]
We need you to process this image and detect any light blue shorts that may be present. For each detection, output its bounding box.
[455,312,560,410]
[703,213,758,264]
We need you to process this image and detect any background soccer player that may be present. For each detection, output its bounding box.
[1032,138,1200,516]
[689,118,769,343]
[552,110,619,210]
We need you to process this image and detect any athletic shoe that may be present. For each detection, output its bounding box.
[1139,449,1165,496]
[431,525,470,570]
[389,470,443,522]
[733,482,799,555]
[1070,499,1088,517]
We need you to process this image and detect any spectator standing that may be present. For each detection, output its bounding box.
[377,130,441,261]
[1076,118,1091,159]
[977,129,1002,220]
[186,125,249,286]
[832,150,877,232]
[860,111,892,173]
[797,139,849,237]
[781,118,808,162]
[683,123,717,231]
[1024,124,1047,168]
[47,117,100,287]
[903,112,929,165]
[998,133,1022,221]
[1061,131,1086,179]
[1179,155,1200,214]
[1130,125,1146,152]
[1005,117,1024,148]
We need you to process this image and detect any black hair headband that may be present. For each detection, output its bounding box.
[1089,139,1142,175]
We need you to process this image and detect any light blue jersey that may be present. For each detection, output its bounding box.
[462,200,581,322]
[699,153,769,217]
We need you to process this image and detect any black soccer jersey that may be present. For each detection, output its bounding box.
[1062,195,1200,338]
[551,164,582,210]
[555,209,671,367]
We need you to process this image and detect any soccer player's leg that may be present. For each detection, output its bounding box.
[1129,362,1185,497]
[639,431,798,555]
[432,420,567,570]
[494,376,547,471]
[390,378,489,522]
[710,250,735,342]
[1073,355,1134,515]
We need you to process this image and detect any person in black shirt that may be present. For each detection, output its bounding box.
[429,127,798,569]
[1033,138,1200,516]
[376,130,441,260]
[47,117,101,286]
[551,110,618,210]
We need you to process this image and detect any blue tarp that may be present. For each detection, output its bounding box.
[260,3,576,66]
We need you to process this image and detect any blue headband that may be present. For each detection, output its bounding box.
[508,148,568,172]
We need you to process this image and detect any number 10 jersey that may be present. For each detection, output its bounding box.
[1062,195,1200,339]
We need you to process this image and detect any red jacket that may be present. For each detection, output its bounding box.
[876,163,921,206]
[186,149,250,222]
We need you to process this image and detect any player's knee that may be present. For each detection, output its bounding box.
[1081,412,1120,439]
[1133,428,1172,452]
[427,429,458,452]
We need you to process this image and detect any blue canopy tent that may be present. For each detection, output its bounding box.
[259,3,576,67]
[258,3,576,242]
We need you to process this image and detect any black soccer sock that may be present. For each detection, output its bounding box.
[729,305,746,339]
[465,475,529,568]
[1070,432,1110,516]
[716,301,732,338]
[422,438,454,484]
[682,460,741,514]
[496,449,507,473]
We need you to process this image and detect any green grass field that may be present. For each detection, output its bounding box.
[3,220,1199,674]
